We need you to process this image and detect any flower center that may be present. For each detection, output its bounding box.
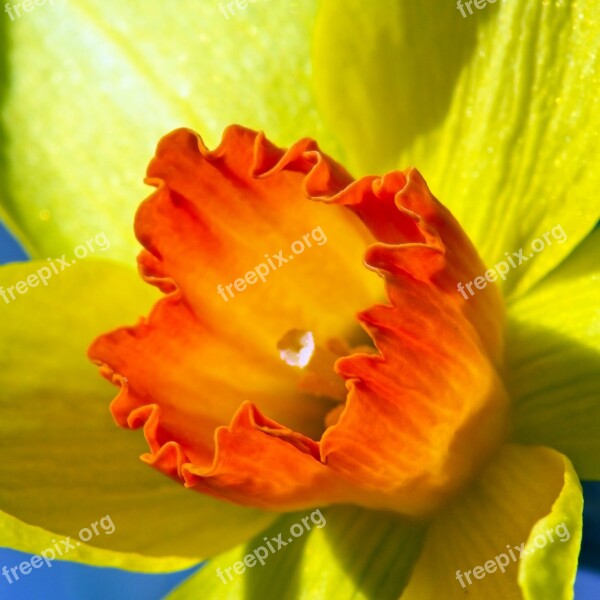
[277,328,377,429]
[277,328,348,402]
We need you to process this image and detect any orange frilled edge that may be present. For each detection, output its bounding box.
[89,126,509,517]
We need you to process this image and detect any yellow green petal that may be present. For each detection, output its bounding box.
[519,451,583,600]
[313,0,600,296]
[166,507,426,599]
[313,0,484,175]
[0,510,195,574]
[0,259,276,564]
[401,444,582,599]
[1,0,337,261]
[508,227,600,479]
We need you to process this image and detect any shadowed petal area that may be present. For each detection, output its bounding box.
[90,128,508,514]
[507,228,600,480]
[165,506,427,599]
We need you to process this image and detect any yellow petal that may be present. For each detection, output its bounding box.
[0,510,195,574]
[401,444,582,599]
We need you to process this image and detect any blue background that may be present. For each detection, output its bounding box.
[0,222,598,599]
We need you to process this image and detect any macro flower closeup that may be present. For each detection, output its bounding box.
[88,125,512,519]
[0,1,599,599]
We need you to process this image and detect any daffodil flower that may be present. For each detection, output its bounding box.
[0,1,598,599]
[88,125,513,519]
